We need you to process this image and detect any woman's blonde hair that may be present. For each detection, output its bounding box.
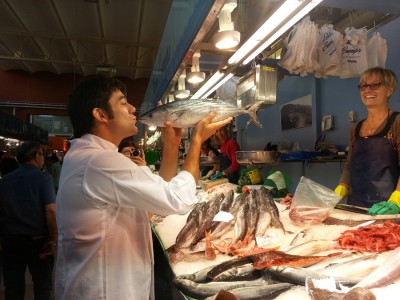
[360,67,397,91]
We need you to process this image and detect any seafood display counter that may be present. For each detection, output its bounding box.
[151,183,400,299]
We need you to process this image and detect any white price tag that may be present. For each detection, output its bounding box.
[212,211,234,222]
[256,232,278,247]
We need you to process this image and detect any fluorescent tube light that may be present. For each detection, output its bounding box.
[201,73,234,98]
[191,71,226,99]
[228,0,322,66]
[243,0,322,65]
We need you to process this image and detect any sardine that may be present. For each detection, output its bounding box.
[173,277,265,299]
[138,99,263,128]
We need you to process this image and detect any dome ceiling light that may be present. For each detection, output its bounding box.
[174,69,190,99]
[187,50,205,84]
[213,0,240,50]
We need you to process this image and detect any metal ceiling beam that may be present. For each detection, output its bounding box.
[0,55,153,71]
[0,29,158,48]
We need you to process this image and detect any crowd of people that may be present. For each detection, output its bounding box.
[0,66,399,299]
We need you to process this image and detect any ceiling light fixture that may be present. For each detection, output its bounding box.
[228,0,322,66]
[187,50,205,84]
[213,0,240,50]
[202,73,234,99]
[190,70,234,99]
[174,69,190,99]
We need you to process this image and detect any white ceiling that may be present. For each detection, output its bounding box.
[0,0,172,80]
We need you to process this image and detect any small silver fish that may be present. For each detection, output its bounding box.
[138,99,263,128]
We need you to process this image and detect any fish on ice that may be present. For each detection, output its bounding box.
[138,98,263,128]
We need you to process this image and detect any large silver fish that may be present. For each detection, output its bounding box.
[138,99,263,128]
[173,277,266,299]
[205,283,293,300]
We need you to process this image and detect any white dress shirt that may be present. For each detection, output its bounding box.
[55,134,197,300]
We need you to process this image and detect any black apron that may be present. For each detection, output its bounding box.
[348,112,399,207]
[219,153,239,184]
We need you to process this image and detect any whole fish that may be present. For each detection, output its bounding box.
[251,250,339,269]
[317,252,389,278]
[211,191,249,239]
[205,283,293,300]
[254,188,272,238]
[168,200,208,252]
[247,189,260,240]
[207,256,254,280]
[355,246,400,289]
[189,193,225,250]
[259,186,287,233]
[212,263,261,282]
[173,277,265,299]
[175,265,216,283]
[286,239,338,256]
[138,99,263,128]
[268,266,361,286]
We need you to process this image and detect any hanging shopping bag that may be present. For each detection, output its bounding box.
[279,17,320,77]
[339,27,368,78]
[367,32,387,68]
[316,24,343,78]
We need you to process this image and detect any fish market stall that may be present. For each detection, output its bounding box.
[152,180,400,299]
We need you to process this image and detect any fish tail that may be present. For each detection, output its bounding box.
[247,102,263,128]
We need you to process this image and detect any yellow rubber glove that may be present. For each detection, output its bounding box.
[334,184,349,201]
[388,190,400,209]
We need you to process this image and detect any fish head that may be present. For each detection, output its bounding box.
[138,107,168,127]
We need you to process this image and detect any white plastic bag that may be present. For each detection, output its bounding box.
[316,24,343,78]
[339,27,368,78]
[278,17,320,77]
[367,32,387,68]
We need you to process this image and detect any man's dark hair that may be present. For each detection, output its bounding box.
[68,76,127,138]
[16,141,42,164]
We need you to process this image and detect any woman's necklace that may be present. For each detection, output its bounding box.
[365,109,390,136]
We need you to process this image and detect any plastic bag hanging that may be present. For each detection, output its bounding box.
[367,32,387,68]
[339,27,368,78]
[315,24,343,78]
[278,16,320,77]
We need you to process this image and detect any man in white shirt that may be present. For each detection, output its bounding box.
[54,77,232,300]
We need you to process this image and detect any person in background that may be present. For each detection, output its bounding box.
[46,153,62,193]
[118,139,147,166]
[0,141,57,300]
[0,157,19,178]
[200,138,219,180]
[0,156,19,289]
[54,76,232,300]
[213,125,241,184]
[335,67,400,215]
